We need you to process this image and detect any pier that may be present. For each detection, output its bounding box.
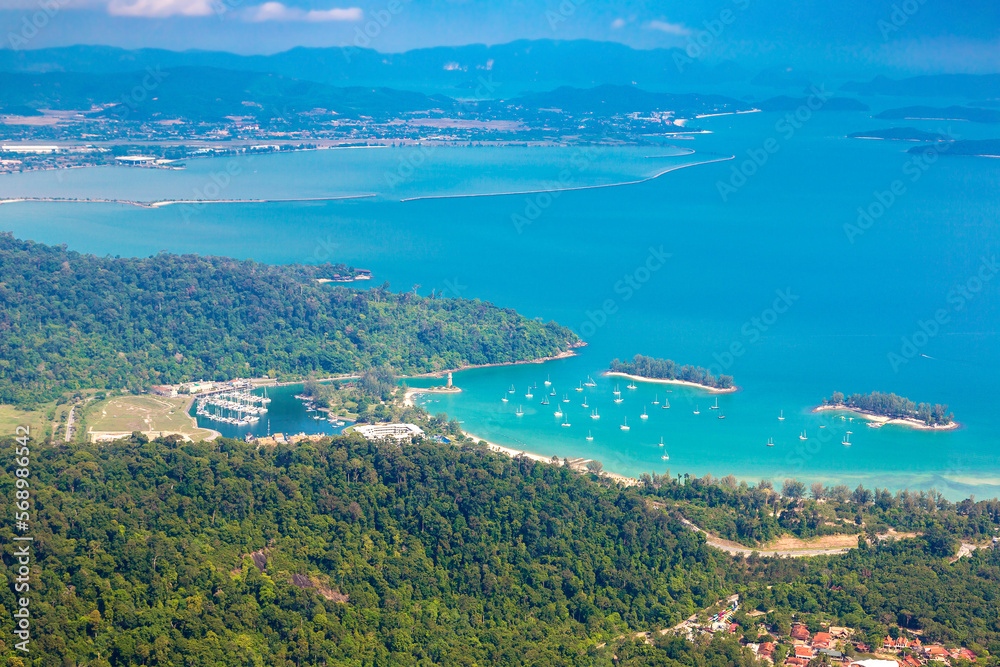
[195,389,272,427]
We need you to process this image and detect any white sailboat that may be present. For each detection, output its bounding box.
[662,398,670,409]
[799,430,807,440]
[501,395,509,403]
[582,398,589,408]
[842,431,852,446]
[693,405,700,415]
[613,385,621,396]
[575,381,584,392]
[525,388,533,399]
[544,375,552,386]
[515,405,524,417]
[554,406,563,418]
[652,394,660,405]
[717,409,726,420]
[508,384,515,393]
[627,381,637,390]
[640,407,648,420]
[586,430,593,441]
[590,409,600,420]
[710,397,719,410]
[778,410,785,421]
[562,417,571,427]
[767,437,774,447]
[584,376,597,387]
[620,417,630,431]
[658,437,665,447]
[562,394,570,403]
[614,397,624,404]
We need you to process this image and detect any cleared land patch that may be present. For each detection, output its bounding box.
[86,395,217,441]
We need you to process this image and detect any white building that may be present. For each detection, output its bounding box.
[1,145,59,154]
[354,423,424,441]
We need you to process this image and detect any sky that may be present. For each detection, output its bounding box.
[0,0,997,74]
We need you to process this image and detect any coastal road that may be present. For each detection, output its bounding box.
[677,517,854,558]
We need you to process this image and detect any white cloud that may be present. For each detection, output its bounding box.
[610,17,626,29]
[107,0,214,16]
[646,19,691,36]
[243,1,361,22]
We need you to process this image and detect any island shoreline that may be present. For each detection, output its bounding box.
[603,371,738,394]
[811,404,960,431]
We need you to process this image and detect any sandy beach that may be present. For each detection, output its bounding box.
[603,372,738,394]
[812,404,960,431]
[462,430,641,486]
[407,344,585,379]
[403,386,461,407]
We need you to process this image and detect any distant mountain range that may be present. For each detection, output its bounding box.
[0,68,453,121]
[0,40,744,93]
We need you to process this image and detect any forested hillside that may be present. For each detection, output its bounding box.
[3,432,1000,666]
[0,234,578,406]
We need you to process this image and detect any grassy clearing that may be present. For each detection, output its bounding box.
[85,395,216,440]
[0,404,51,438]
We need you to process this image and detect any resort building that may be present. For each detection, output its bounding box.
[355,423,424,441]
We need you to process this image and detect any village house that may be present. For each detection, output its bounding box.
[790,625,811,643]
[812,631,834,649]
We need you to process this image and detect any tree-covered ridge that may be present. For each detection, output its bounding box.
[824,391,953,425]
[4,431,1000,666]
[0,433,730,666]
[609,355,734,390]
[0,234,578,406]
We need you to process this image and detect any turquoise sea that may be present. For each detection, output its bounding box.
[2,107,998,499]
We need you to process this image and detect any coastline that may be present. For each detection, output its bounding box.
[399,155,734,202]
[811,404,960,431]
[406,344,585,379]
[0,194,376,208]
[403,386,461,407]
[462,429,641,487]
[603,371,738,394]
